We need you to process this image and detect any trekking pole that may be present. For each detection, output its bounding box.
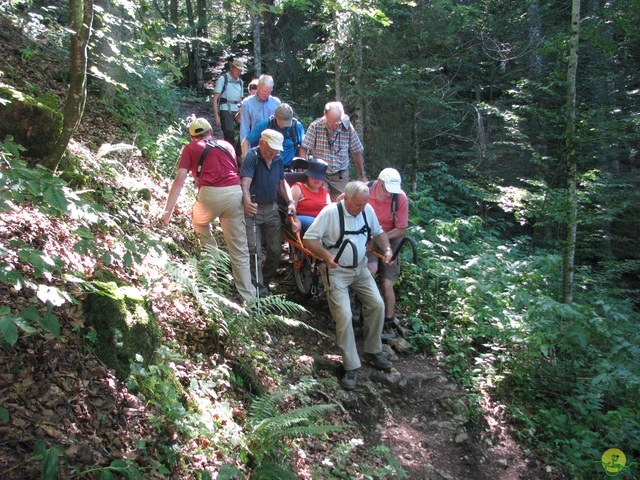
[251,195,261,303]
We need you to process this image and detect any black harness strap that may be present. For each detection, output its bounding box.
[325,202,371,250]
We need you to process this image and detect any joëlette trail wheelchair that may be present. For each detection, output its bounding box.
[280,158,419,297]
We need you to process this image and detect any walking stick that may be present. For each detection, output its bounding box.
[251,195,260,302]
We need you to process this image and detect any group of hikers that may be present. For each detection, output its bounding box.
[161,58,409,390]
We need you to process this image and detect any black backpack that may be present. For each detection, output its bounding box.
[195,140,237,187]
[268,115,300,148]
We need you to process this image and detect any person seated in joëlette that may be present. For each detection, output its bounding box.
[289,159,331,233]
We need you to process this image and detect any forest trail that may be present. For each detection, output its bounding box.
[271,259,563,480]
[178,97,566,479]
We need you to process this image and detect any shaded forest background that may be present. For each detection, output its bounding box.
[1,0,640,477]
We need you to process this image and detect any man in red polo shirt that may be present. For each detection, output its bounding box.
[366,168,409,339]
[162,117,255,303]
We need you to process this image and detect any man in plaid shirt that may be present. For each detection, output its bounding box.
[300,101,367,200]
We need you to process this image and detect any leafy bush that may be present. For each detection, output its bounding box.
[107,65,183,158]
[400,178,640,477]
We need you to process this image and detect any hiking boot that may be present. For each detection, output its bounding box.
[381,323,397,342]
[340,369,358,391]
[363,352,393,371]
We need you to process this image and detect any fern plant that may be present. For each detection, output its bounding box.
[163,244,323,351]
[244,388,345,478]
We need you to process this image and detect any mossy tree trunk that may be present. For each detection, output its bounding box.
[48,0,94,170]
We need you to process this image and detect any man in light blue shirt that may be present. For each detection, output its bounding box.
[241,103,305,167]
[239,75,281,146]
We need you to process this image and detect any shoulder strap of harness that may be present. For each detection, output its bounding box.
[325,202,371,249]
[219,73,228,98]
[195,139,237,187]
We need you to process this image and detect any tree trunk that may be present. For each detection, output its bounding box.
[49,0,94,170]
[333,10,341,101]
[562,0,581,304]
[185,0,196,86]
[262,0,276,73]
[527,1,544,81]
[194,0,206,93]
[353,16,364,141]
[252,13,262,76]
[170,0,179,59]
[411,106,419,192]
[223,0,233,46]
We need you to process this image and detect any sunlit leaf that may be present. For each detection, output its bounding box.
[43,185,70,213]
[36,284,72,307]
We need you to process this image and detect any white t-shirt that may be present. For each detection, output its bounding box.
[304,200,383,267]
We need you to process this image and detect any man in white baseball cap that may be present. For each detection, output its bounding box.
[367,167,409,340]
[241,129,295,296]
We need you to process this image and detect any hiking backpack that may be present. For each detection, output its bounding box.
[195,139,237,187]
[268,115,300,148]
[217,73,243,104]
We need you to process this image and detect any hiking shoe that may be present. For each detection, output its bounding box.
[381,323,397,342]
[363,352,393,371]
[340,369,358,391]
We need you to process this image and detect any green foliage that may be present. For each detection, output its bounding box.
[245,387,344,477]
[106,66,183,157]
[310,438,407,479]
[83,288,161,380]
[127,347,238,474]
[0,305,60,346]
[32,441,60,480]
[163,244,315,352]
[0,157,95,218]
[154,121,189,178]
[400,178,640,476]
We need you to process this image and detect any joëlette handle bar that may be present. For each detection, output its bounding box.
[333,238,358,269]
[370,236,418,264]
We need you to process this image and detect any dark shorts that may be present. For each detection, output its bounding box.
[366,237,402,281]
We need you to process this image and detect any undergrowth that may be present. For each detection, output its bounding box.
[399,165,640,478]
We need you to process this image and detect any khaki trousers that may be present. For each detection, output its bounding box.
[191,185,256,302]
[325,169,350,201]
[321,259,384,370]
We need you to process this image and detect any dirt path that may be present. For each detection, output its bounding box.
[272,263,567,480]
